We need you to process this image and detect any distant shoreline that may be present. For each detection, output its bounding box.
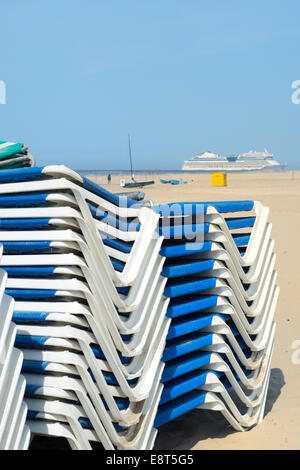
[77,168,294,176]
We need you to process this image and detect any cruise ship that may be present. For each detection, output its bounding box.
[182,149,286,172]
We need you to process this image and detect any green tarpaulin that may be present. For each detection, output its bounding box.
[0,141,35,169]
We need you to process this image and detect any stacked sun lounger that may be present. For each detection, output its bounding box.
[0,165,278,450]
[152,200,277,431]
[0,141,35,170]
[0,246,30,450]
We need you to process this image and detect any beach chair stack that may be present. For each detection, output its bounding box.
[0,165,278,450]
[0,247,30,450]
[0,141,35,170]
[152,200,278,432]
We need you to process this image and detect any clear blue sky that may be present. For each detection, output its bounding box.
[0,0,299,169]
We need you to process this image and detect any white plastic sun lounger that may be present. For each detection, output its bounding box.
[0,171,162,286]
[15,315,170,400]
[20,347,161,430]
[0,169,270,290]
[0,165,278,451]
[0,254,30,449]
[24,361,164,449]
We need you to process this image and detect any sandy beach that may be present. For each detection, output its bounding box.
[86,170,300,451]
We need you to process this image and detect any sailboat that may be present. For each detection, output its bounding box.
[121,134,154,188]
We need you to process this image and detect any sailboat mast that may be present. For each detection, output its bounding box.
[128,133,133,179]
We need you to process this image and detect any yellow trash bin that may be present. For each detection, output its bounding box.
[211,172,227,187]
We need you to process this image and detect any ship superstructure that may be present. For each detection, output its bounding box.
[182,149,285,171]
